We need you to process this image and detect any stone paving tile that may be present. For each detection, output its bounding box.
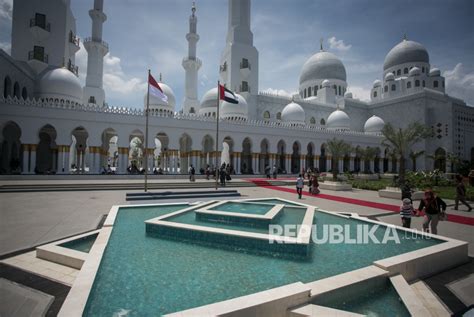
[0,252,79,286]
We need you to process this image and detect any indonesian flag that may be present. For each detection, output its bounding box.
[148,73,168,104]
[219,84,239,104]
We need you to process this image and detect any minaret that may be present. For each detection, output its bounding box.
[182,2,202,114]
[83,0,108,106]
[219,0,258,115]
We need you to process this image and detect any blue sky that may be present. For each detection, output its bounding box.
[1,0,473,107]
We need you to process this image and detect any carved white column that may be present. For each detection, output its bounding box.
[22,144,29,174]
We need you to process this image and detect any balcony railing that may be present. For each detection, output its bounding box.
[67,61,79,76]
[29,18,50,32]
[83,37,109,49]
[28,51,48,63]
[69,31,80,46]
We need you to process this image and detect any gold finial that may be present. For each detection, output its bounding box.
[192,1,196,16]
[320,38,324,51]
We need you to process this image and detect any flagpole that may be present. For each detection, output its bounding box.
[144,69,150,192]
[215,81,220,190]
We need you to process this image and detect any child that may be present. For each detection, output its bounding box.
[400,198,414,228]
[296,174,304,199]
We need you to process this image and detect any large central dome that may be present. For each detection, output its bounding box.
[383,39,429,70]
[299,51,347,84]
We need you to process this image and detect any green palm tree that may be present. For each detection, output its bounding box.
[446,152,460,173]
[381,122,431,184]
[326,138,353,180]
[359,147,378,173]
[409,150,425,171]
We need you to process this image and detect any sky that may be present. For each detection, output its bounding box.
[1,0,473,108]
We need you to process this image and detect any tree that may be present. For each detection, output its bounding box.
[381,122,431,184]
[446,152,460,173]
[358,147,378,173]
[409,150,425,171]
[326,138,352,180]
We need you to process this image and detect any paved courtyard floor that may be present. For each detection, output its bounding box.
[1,178,473,256]
[0,177,473,316]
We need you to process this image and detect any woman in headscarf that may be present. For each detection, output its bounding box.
[417,189,446,235]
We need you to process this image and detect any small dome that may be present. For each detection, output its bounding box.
[38,67,83,103]
[327,109,350,130]
[364,115,385,133]
[144,82,176,111]
[299,51,347,84]
[429,68,440,77]
[322,79,331,88]
[281,102,305,124]
[199,87,218,111]
[344,92,353,98]
[409,67,421,77]
[373,80,381,87]
[384,39,429,70]
[221,94,248,120]
[385,73,395,81]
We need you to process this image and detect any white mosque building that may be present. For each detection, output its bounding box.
[1,0,473,175]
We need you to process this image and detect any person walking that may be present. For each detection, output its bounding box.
[455,175,472,212]
[205,165,210,180]
[400,198,415,228]
[219,163,226,186]
[296,174,304,199]
[418,189,446,235]
[188,164,195,182]
[265,165,271,179]
[272,165,278,179]
[401,182,412,203]
[311,174,320,195]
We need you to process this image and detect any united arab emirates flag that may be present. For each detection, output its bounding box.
[218,84,239,104]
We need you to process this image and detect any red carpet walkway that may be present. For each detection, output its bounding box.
[245,179,474,227]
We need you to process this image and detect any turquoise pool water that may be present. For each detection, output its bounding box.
[166,206,306,236]
[313,279,410,316]
[209,201,273,215]
[59,233,98,253]
[84,203,441,316]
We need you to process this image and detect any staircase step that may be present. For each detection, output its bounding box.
[126,190,238,197]
[126,192,241,201]
[410,280,451,316]
[290,304,364,317]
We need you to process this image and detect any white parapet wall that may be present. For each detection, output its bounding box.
[164,282,311,317]
[319,181,352,191]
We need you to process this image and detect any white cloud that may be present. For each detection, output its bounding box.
[346,86,371,101]
[0,0,12,21]
[260,88,294,98]
[443,63,474,106]
[75,40,146,99]
[0,41,10,54]
[328,36,352,52]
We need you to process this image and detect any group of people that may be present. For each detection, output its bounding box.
[296,168,320,199]
[189,163,233,186]
[399,174,471,234]
[264,165,279,179]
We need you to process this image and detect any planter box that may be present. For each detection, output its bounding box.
[320,181,352,191]
[378,187,424,200]
[354,174,379,180]
[380,173,398,179]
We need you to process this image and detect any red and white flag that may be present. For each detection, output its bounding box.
[148,73,168,104]
[218,84,239,104]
